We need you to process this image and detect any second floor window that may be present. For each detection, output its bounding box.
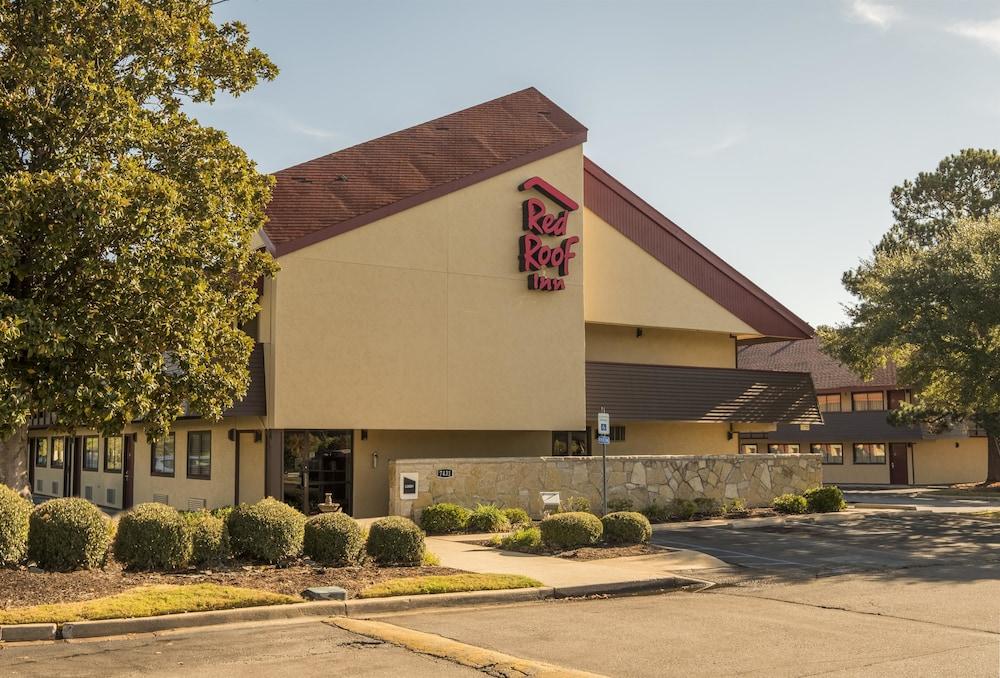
[105,436,123,473]
[82,436,99,471]
[853,443,886,464]
[852,391,885,411]
[151,433,176,477]
[767,443,800,454]
[50,437,65,469]
[811,443,844,465]
[817,394,841,412]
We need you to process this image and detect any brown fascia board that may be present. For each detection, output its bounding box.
[583,157,814,341]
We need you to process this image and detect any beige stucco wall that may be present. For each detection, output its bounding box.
[585,324,735,368]
[819,453,889,485]
[389,454,822,519]
[912,438,988,484]
[585,421,737,455]
[269,146,586,432]
[583,208,757,336]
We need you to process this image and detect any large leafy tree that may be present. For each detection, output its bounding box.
[821,150,1000,483]
[0,0,278,491]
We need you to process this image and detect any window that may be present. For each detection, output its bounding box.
[853,443,886,464]
[151,433,176,477]
[82,436,99,471]
[552,431,590,456]
[187,431,212,479]
[610,425,626,442]
[741,443,758,454]
[104,436,123,473]
[817,394,841,413]
[852,391,885,412]
[34,437,48,467]
[811,443,844,465]
[767,443,800,454]
[50,437,65,469]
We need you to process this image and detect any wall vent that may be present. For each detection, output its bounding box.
[84,486,93,500]
[35,479,43,493]
[187,497,207,511]
[152,493,169,505]
[106,488,116,506]
[51,481,59,495]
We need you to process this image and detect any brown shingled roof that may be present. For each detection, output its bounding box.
[737,338,899,391]
[264,87,588,255]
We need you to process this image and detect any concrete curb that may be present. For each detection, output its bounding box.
[850,502,918,510]
[651,510,866,532]
[551,577,692,598]
[0,623,57,642]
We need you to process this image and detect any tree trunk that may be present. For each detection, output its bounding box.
[987,431,1000,484]
[0,424,30,497]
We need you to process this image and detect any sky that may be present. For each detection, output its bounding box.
[197,0,1000,328]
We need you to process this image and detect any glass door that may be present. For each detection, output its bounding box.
[283,430,353,515]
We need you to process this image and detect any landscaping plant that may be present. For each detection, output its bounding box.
[540,511,603,550]
[0,484,30,566]
[724,498,752,518]
[601,511,652,545]
[183,511,230,567]
[803,486,847,513]
[466,503,511,533]
[492,526,543,553]
[607,497,635,513]
[365,516,425,566]
[27,498,112,571]
[419,503,471,535]
[303,512,364,566]
[772,493,808,514]
[226,498,306,563]
[641,501,672,523]
[562,496,592,513]
[668,498,698,521]
[693,497,725,518]
[502,507,532,528]
[114,503,191,571]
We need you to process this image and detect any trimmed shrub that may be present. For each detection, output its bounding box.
[641,501,672,524]
[601,511,652,545]
[303,512,364,566]
[668,498,698,521]
[211,506,234,523]
[114,503,191,570]
[467,504,510,533]
[227,498,306,563]
[562,496,591,513]
[366,516,425,566]
[184,511,230,566]
[420,503,470,535]
[0,484,31,567]
[493,526,543,553]
[607,496,634,513]
[502,507,531,528]
[804,486,846,513]
[540,511,603,550]
[773,493,808,514]
[724,499,751,518]
[693,497,725,518]
[422,550,442,566]
[28,498,112,571]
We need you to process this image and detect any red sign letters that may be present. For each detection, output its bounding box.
[517,177,579,292]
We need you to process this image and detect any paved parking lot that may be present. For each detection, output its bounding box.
[652,512,1000,573]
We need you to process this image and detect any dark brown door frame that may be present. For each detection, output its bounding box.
[61,436,74,497]
[122,434,136,509]
[889,442,909,485]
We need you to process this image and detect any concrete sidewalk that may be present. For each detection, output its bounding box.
[426,533,724,590]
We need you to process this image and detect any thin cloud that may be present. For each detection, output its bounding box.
[286,120,339,141]
[848,0,900,29]
[692,126,748,157]
[949,17,1000,54]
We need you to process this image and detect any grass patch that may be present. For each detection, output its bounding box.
[970,510,1000,520]
[0,584,300,626]
[359,573,542,599]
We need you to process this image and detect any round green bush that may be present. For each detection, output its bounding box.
[113,503,191,570]
[183,510,230,566]
[28,498,112,571]
[303,512,364,566]
[0,484,31,567]
[466,503,510,533]
[804,486,846,513]
[502,507,531,528]
[419,503,471,535]
[365,516,425,565]
[668,498,697,521]
[226,498,306,563]
[772,493,808,514]
[601,511,652,545]
[540,511,603,550]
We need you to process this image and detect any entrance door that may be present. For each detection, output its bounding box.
[61,437,74,497]
[283,430,353,515]
[72,436,83,497]
[889,443,909,485]
[122,435,135,510]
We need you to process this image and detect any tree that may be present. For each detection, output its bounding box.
[821,150,1000,483]
[0,0,278,492]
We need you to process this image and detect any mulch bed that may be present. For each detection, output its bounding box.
[557,544,660,560]
[0,562,462,609]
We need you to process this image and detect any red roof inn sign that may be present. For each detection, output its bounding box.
[517,177,580,291]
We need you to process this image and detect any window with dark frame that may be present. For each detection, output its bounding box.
[82,436,99,471]
[552,431,590,456]
[852,391,885,412]
[817,394,841,412]
[34,437,48,467]
[151,433,176,477]
[50,437,65,469]
[741,443,758,454]
[767,443,800,454]
[811,443,844,465]
[853,443,887,464]
[187,431,212,479]
[104,436,123,473]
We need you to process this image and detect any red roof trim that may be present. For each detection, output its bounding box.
[583,157,813,340]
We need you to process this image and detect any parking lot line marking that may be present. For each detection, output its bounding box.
[654,539,807,566]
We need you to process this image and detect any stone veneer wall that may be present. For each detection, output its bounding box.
[388,454,822,519]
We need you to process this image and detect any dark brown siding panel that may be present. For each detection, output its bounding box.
[744,412,923,444]
[586,362,821,424]
[583,158,813,340]
[223,343,266,417]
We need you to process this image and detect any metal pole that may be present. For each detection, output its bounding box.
[601,406,608,516]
